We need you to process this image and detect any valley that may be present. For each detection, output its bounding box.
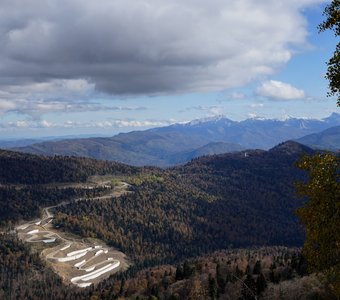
[15,180,131,288]
[0,143,338,299]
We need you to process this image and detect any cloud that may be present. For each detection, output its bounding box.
[108,119,174,128]
[231,92,246,100]
[2,119,58,129]
[0,80,146,116]
[0,0,323,108]
[0,100,16,111]
[182,105,224,116]
[249,103,264,108]
[256,80,306,100]
[0,118,176,130]
[5,120,30,128]
[39,120,55,128]
[247,113,266,120]
[0,79,94,101]
[248,113,258,119]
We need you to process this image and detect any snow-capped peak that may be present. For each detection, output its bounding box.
[186,115,232,126]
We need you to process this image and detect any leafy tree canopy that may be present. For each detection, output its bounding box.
[296,153,340,296]
[319,0,340,105]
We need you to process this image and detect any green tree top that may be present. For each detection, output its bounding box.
[319,0,340,105]
[295,153,340,297]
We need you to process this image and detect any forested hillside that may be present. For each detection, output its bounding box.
[0,150,139,223]
[0,149,138,184]
[0,233,85,300]
[106,247,332,299]
[1,142,330,299]
[0,186,111,223]
[1,234,333,300]
[54,141,314,269]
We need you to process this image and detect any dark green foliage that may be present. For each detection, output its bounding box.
[119,278,125,296]
[183,261,194,278]
[96,247,332,299]
[241,274,257,300]
[161,273,171,289]
[175,265,184,281]
[319,0,340,105]
[245,264,251,275]
[256,273,267,295]
[0,149,137,184]
[296,254,309,277]
[269,262,278,284]
[174,261,194,281]
[295,153,340,296]
[0,149,138,222]
[208,274,218,300]
[0,186,108,222]
[252,261,261,275]
[235,265,244,278]
[216,263,226,294]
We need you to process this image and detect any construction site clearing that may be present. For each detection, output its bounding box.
[15,181,131,288]
[17,213,129,288]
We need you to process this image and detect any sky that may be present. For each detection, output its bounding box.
[0,0,338,138]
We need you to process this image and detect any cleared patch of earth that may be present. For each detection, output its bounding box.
[15,180,131,288]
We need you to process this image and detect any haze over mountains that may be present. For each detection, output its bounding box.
[11,113,340,167]
[296,125,340,151]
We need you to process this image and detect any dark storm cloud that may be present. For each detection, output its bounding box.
[0,0,323,106]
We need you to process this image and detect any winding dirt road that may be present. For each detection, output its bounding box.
[15,182,131,288]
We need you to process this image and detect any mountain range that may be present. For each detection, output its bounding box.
[11,112,340,166]
[296,125,340,151]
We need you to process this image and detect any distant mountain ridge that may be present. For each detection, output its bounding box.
[13,113,340,167]
[0,134,110,149]
[296,125,340,151]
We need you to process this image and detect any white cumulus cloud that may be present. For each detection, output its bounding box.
[256,80,306,100]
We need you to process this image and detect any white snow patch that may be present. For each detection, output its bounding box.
[95,250,104,256]
[60,244,71,251]
[67,247,92,257]
[57,252,87,262]
[77,282,92,288]
[43,238,56,243]
[71,261,120,283]
[74,260,86,268]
